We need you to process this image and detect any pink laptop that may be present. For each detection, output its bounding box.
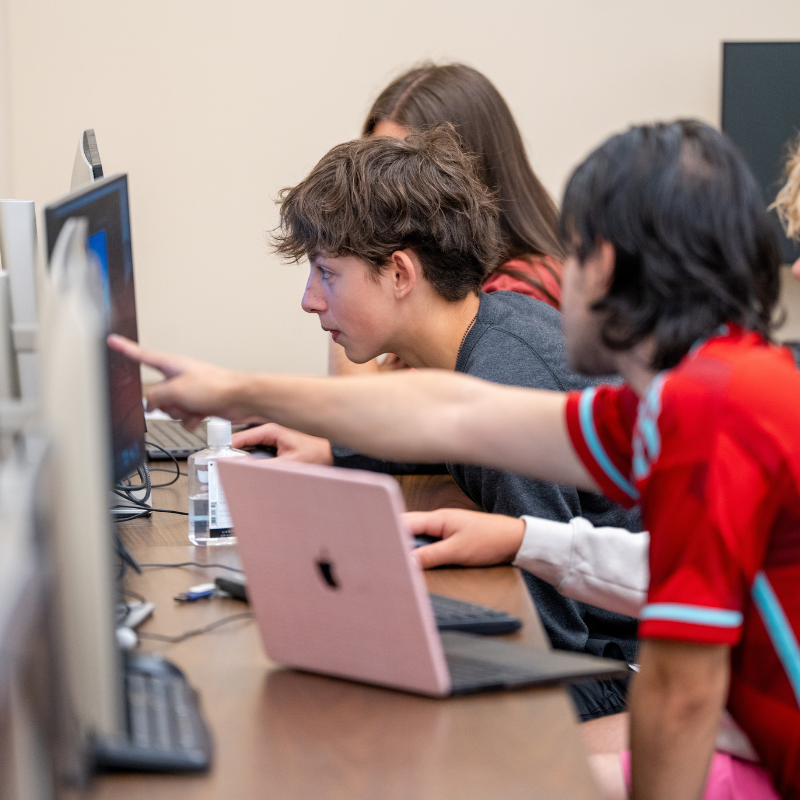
[219,458,627,697]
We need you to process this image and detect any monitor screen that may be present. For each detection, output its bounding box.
[44,175,146,483]
[722,42,800,265]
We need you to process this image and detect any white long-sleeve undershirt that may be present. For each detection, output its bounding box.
[513,515,650,618]
[512,515,759,762]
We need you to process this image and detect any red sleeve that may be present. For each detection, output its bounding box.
[637,380,776,646]
[482,257,562,310]
[565,385,640,508]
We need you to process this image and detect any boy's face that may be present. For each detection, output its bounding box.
[561,244,618,376]
[302,254,398,363]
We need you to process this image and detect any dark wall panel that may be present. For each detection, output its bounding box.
[722,42,800,264]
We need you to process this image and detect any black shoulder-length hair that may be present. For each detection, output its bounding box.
[561,120,781,371]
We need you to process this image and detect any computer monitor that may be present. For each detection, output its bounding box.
[43,175,146,483]
[722,42,800,265]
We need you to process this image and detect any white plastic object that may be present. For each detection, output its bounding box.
[115,627,137,650]
[122,601,155,630]
[188,420,246,546]
[206,417,232,447]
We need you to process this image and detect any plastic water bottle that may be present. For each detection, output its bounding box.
[187,418,246,545]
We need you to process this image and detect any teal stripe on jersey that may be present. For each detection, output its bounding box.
[641,603,743,628]
[752,571,800,707]
[578,387,639,501]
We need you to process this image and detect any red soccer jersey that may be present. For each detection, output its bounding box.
[565,327,800,798]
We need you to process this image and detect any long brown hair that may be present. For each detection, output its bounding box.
[364,63,563,304]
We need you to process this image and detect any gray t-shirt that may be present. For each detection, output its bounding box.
[334,290,642,660]
[449,291,641,660]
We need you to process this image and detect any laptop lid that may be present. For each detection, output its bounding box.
[220,458,451,696]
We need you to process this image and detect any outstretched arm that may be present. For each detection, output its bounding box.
[109,335,598,491]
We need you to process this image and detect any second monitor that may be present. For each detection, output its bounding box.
[43,174,146,483]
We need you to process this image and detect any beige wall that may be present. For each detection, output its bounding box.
[0,0,11,197]
[3,0,800,376]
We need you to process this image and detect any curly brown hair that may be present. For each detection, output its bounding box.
[273,124,500,301]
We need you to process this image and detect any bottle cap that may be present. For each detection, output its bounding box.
[206,417,232,447]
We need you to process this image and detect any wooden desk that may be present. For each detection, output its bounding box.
[98,467,600,800]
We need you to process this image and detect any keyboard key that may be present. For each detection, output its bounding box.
[430,594,521,635]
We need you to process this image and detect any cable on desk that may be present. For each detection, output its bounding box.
[138,612,253,644]
[143,440,185,487]
[149,466,187,479]
[116,534,141,578]
[113,443,187,520]
[114,464,152,514]
[116,505,189,519]
[138,561,243,573]
[120,587,147,604]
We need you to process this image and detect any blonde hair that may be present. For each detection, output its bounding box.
[771,135,800,240]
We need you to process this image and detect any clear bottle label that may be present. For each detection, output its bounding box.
[207,458,233,537]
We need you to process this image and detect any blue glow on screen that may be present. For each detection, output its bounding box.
[87,229,112,316]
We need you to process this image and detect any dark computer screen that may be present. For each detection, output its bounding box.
[44,175,146,483]
[722,41,800,264]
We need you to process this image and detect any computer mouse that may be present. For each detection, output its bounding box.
[241,445,277,459]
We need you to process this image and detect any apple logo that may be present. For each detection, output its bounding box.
[316,556,339,589]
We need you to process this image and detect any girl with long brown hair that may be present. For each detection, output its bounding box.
[364,63,564,307]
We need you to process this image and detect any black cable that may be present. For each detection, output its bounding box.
[113,441,186,520]
[120,588,147,603]
[149,466,187,479]
[143,440,184,488]
[138,561,243,573]
[115,534,141,575]
[113,484,189,518]
[138,612,253,644]
[113,465,155,522]
[115,510,150,523]
[115,465,152,505]
[117,503,188,516]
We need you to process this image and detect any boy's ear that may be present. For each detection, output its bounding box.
[389,250,419,299]
[587,240,616,297]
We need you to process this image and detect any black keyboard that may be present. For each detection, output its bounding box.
[146,420,207,460]
[429,594,522,635]
[93,652,212,772]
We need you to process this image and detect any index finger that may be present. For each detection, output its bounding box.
[413,538,459,570]
[231,424,281,449]
[403,511,448,538]
[107,334,182,378]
